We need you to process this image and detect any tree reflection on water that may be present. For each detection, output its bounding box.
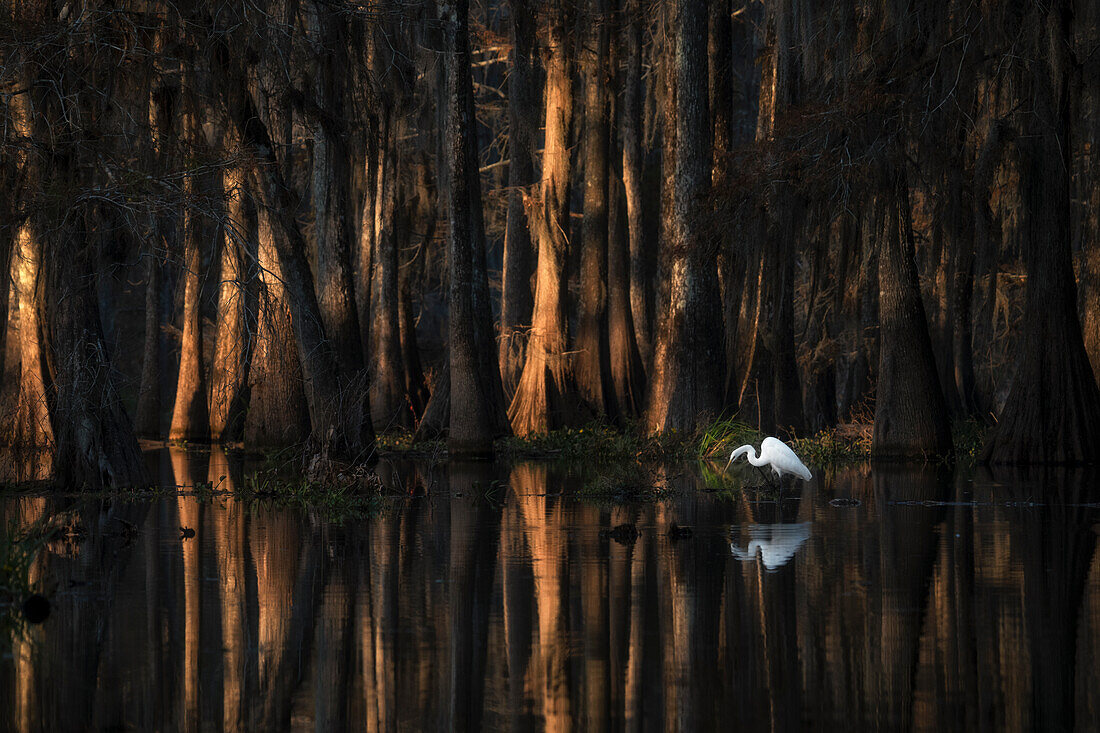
[2,451,1100,731]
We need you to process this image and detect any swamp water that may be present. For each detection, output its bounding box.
[3,449,1100,731]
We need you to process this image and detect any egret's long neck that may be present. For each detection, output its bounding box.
[728,445,759,470]
[745,448,768,467]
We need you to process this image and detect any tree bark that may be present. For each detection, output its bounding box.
[209,163,254,443]
[399,162,434,420]
[235,90,373,460]
[42,219,148,488]
[498,0,539,397]
[621,0,650,365]
[983,1,1100,464]
[646,0,724,433]
[575,0,614,418]
[168,106,211,444]
[508,0,577,436]
[369,126,410,432]
[442,0,500,457]
[873,168,952,459]
[12,222,52,448]
[244,209,311,449]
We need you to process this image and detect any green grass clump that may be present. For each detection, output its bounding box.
[240,469,385,521]
[951,417,989,462]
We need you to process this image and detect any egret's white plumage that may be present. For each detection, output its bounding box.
[725,436,812,481]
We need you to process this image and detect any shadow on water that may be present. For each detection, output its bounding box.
[3,450,1100,730]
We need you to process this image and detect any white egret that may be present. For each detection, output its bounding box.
[725,437,812,482]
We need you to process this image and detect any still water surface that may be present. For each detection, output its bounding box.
[3,450,1100,731]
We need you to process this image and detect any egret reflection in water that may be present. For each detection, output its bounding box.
[730,522,812,572]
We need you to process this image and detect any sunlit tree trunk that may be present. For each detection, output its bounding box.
[983,0,1100,464]
[13,222,52,449]
[498,0,539,396]
[243,212,311,448]
[235,91,374,460]
[646,0,724,433]
[576,0,614,418]
[209,163,253,442]
[508,0,576,435]
[369,126,410,431]
[169,103,211,443]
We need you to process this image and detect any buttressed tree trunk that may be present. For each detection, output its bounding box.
[575,0,614,417]
[307,1,377,447]
[44,231,148,488]
[872,167,952,459]
[244,210,311,448]
[646,0,724,433]
[398,162,433,419]
[508,0,576,436]
[13,222,52,448]
[442,0,500,456]
[984,0,1100,464]
[209,163,253,442]
[235,90,373,460]
[498,0,539,396]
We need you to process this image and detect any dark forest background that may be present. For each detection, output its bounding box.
[1,0,1099,487]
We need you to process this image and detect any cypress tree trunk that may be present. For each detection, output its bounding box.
[370,131,410,431]
[607,8,645,419]
[873,168,952,459]
[13,223,52,448]
[984,0,1100,464]
[508,0,576,436]
[243,211,311,449]
[235,90,373,460]
[575,0,614,417]
[168,107,211,444]
[621,0,650,365]
[646,0,724,433]
[43,220,148,488]
[442,0,499,457]
[399,163,434,420]
[498,0,539,396]
[209,164,254,443]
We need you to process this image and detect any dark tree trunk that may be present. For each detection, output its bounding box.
[873,168,952,459]
[983,1,1100,464]
[442,0,501,457]
[645,0,723,433]
[43,221,148,488]
[135,251,163,438]
[370,130,410,432]
[621,0,650,366]
[399,164,433,421]
[498,0,539,396]
[575,0,614,418]
[607,57,645,420]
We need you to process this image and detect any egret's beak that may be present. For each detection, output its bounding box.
[724,456,735,472]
